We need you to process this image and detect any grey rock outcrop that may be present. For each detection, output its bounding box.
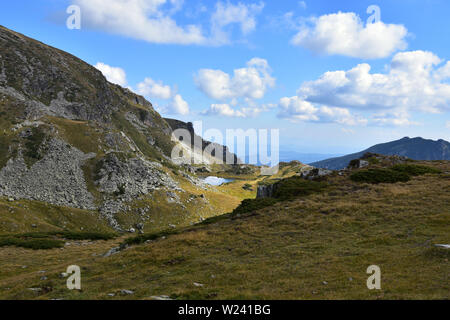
[300,168,333,180]
[95,154,182,229]
[164,118,241,165]
[347,159,369,169]
[257,184,278,198]
[96,154,179,197]
[0,25,213,232]
[0,138,96,209]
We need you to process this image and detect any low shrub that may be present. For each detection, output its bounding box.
[0,232,117,250]
[19,231,117,241]
[366,157,380,165]
[272,176,328,200]
[350,169,410,184]
[351,164,441,184]
[124,229,179,246]
[242,183,253,191]
[23,127,46,161]
[58,232,117,241]
[390,164,441,176]
[348,159,360,168]
[199,214,230,225]
[0,238,64,250]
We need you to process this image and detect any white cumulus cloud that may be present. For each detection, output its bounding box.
[71,0,264,46]
[73,0,205,45]
[278,50,450,126]
[210,1,265,45]
[95,62,128,86]
[136,77,173,100]
[277,96,367,125]
[168,94,190,115]
[297,50,450,115]
[202,103,246,118]
[201,103,267,118]
[291,11,408,59]
[195,57,275,100]
[137,79,190,115]
[95,62,189,115]
[372,111,418,127]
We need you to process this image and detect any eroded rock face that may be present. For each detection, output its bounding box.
[0,138,96,209]
[0,26,201,231]
[95,154,181,230]
[96,153,180,198]
[164,118,240,165]
[257,184,278,198]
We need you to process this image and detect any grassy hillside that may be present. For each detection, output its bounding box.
[0,160,448,300]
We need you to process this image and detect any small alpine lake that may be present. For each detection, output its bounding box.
[202,176,235,186]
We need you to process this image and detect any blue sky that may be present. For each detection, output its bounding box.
[1,0,449,155]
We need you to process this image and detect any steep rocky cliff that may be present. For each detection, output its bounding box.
[0,25,217,231]
[164,118,240,165]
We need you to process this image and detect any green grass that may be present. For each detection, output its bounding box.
[231,177,329,216]
[0,161,448,300]
[0,198,114,234]
[198,214,231,225]
[232,198,278,216]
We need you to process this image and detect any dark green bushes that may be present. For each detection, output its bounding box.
[233,177,329,216]
[390,164,441,176]
[0,237,64,250]
[124,229,179,246]
[350,164,440,184]
[19,231,117,241]
[0,232,117,250]
[58,232,117,241]
[272,177,328,201]
[366,156,381,165]
[350,169,410,184]
[23,127,46,161]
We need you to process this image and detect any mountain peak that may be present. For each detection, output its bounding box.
[311,136,450,170]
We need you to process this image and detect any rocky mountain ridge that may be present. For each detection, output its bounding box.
[311,137,450,170]
[164,118,240,165]
[0,25,236,232]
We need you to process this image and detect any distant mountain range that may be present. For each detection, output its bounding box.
[311,137,450,170]
[279,151,343,164]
